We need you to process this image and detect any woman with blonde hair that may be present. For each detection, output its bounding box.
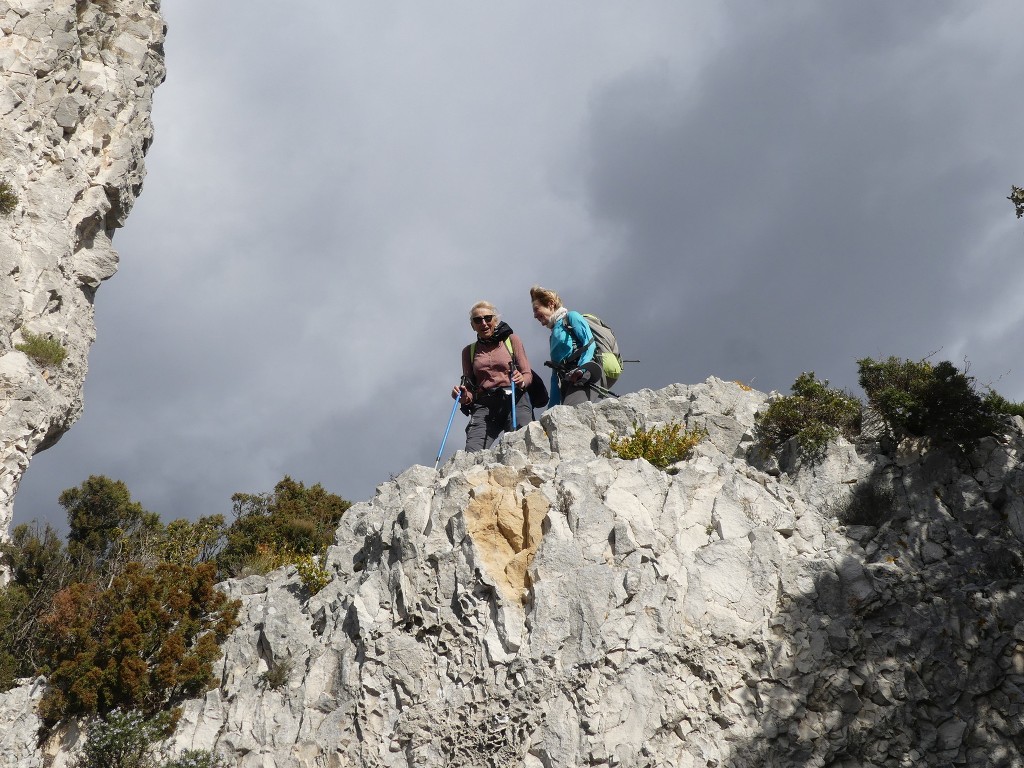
[529,286,602,406]
[452,301,534,452]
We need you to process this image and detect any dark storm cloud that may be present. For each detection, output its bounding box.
[578,2,1024,397]
[13,2,1024,532]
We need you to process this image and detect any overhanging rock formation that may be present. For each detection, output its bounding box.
[8,377,1021,767]
[0,0,165,538]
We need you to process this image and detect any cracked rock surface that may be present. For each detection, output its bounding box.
[8,377,1023,767]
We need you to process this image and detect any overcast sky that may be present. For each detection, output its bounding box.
[14,1,1024,532]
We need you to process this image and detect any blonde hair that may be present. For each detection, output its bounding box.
[529,285,562,309]
[468,300,499,322]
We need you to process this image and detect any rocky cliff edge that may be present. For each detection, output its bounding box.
[5,377,1023,768]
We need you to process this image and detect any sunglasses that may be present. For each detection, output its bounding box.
[472,315,494,325]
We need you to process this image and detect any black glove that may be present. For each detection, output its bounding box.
[568,367,591,385]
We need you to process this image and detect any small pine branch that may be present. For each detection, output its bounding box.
[1010,185,1024,219]
[15,330,67,368]
[0,178,17,216]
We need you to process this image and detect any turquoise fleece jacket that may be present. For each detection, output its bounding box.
[547,310,595,406]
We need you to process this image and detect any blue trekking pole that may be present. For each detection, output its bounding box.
[435,384,463,469]
[509,361,517,431]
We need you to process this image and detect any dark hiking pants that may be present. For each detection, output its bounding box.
[465,387,534,452]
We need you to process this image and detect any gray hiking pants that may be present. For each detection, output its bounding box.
[465,387,534,452]
[560,381,602,406]
[558,360,605,406]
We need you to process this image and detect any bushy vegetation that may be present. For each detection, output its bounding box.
[36,561,238,726]
[155,515,226,567]
[61,475,164,579]
[260,657,293,690]
[293,554,331,595]
[755,372,862,461]
[857,356,1002,452]
[756,358,1023,461]
[217,476,349,578]
[610,420,708,469]
[76,709,169,768]
[76,708,225,768]
[1010,184,1024,219]
[161,749,228,768]
[0,177,16,216]
[15,330,67,368]
[0,473,350,734]
[0,522,80,686]
[984,390,1024,419]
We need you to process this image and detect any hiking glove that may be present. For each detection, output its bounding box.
[567,367,591,385]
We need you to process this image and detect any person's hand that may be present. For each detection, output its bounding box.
[567,367,591,385]
[511,369,525,386]
[451,385,472,404]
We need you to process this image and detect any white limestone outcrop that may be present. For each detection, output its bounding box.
[0,0,165,538]
[7,377,1020,767]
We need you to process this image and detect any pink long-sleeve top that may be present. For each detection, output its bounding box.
[461,334,533,390]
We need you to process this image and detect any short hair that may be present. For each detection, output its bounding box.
[529,285,561,309]
[469,300,499,321]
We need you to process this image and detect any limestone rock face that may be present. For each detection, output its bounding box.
[0,0,165,537]
[3,377,1024,767]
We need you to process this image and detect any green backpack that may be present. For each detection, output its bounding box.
[564,313,623,386]
[469,338,549,408]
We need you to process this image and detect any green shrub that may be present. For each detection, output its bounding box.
[61,475,164,580]
[610,421,708,469]
[857,356,1000,451]
[260,656,293,690]
[161,750,228,768]
[217,477,350,578]
[78,711,221,768]
[754,372,862,461]
[1010,185,1024,219]
[15,330,67,367]
[0,178,16,216]
[0,523,79,689]
[36,562,240,726]
[76,709,167,768]
[294,554,331,595]
[0,587,29,688]
[156,516,225,567]
[984,390,1024,419]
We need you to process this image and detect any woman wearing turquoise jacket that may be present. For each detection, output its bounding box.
[529,285,603,406]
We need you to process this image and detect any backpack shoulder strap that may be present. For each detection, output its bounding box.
[464,343,477,387]
[505,337,522,374]
[562,314,593,352]
[471,338,514,358]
